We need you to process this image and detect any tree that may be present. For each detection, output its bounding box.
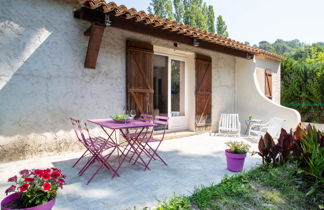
[148,0,173,19]
[148,0,228,34]
[244,41,250,46]
[206,5,215,33]
[182,0,193,25]
[173,0,184,22]
[216,15,229,37]
[258,41,274,52]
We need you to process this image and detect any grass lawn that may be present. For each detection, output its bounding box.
[157,163,324,210]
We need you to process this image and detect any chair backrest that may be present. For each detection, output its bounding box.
[139,114,153,123]
[219,114,240,131]
[70,118,92,146]
[267,117,285,138]
[154,115,169,138]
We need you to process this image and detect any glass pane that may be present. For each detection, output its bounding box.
[171,59,185,116]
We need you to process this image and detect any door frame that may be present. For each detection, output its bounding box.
[153,46,194,131]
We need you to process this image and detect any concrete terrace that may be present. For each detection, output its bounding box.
[0,134,261,210]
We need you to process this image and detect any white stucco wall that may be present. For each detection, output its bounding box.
[255,68,266,95]
[255,57,281,104]
[235,57,300,132]
[0,0,237,162]
[0,0,127,162]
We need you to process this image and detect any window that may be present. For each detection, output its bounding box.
[171,59,185,116]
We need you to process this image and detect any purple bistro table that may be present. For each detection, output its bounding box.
[87,119,155,177]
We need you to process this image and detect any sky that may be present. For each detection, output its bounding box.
[113,0,324,45]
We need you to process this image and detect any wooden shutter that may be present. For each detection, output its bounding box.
[265,69,272,99]
[195,54,212,127]
[126,40,154,115]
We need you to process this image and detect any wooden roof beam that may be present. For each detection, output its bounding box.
[84,24,105,69]
[75,7,253,60]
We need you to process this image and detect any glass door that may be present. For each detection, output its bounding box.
[171,59,185,117]
[153,52,189,131]
[168,56,188,131]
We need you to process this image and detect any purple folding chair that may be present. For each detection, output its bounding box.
[70,118,119,184]
[134,115,169,169]
[70,117,91,168]
[125,114,154,163]
[128,114,153,138]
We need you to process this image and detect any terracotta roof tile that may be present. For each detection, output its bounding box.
[77,0,285,61]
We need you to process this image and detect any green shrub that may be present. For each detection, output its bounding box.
[256,124,324,183]
[300,126,324,183]
[281,58,324,123]
[156,195,190,210]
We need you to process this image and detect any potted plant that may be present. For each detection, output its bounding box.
[225,141,250,172]
[248,114,253,120]
[1,168,66,210]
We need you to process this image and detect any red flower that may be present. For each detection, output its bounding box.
[43,168,51,173]
[58,179,65,184]
[19,184,29,192]
[51,171,61,179]
[33,169,43,176]
[42,182,51,191]
[19,169,29,175]
[51,168,61,173]
[8,176,17,182]
[24,178,35,182]
[41,173,51,180]
[5,185,16,195]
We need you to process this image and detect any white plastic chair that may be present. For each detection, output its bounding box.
[249,117,285,139]
[215,114,241,137]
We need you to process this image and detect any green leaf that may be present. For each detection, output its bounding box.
[306,186,316,196]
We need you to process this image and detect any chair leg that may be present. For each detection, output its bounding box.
[72,150,89,168]
[79,155,96,176]
[134,141,167,170]
[146,142,167,167]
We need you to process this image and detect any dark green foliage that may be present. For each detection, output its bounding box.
[148,0,226,34]
[206,5,215,33]
[173,0,184,22]
[256,39,305,57]
[148,0,173,19]
[300,126,324,182]
[216,15,228,37]
[281,58,324,123]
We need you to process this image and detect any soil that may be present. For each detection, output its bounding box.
[4,198,30,209]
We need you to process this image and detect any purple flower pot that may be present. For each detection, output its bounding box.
[225,149,247,172]
[1,193,56,210]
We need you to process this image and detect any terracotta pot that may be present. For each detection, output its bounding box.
[225,149,247,172]
[1,193,55,210]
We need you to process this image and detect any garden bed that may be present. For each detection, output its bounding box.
[157,163,324,210]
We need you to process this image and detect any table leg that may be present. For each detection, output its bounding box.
[119,128,150,171]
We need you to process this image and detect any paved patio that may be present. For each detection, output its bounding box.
[0,133,261,210]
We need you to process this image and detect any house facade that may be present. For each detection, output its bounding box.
[0,0,300,162]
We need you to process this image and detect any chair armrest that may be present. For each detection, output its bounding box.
[260,127,270,132]
[250,123,269,129]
